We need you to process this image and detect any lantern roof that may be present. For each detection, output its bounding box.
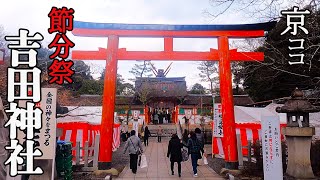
[276,88,320,113]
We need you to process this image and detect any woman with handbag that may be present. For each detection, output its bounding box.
[167,134,183,177]
[123,130,143,174]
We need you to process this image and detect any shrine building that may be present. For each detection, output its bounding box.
[69,69,253,125]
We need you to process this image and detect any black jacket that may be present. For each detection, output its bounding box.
[144,129,151,139]
[167,137,183,162]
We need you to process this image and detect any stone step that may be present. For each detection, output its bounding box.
[146,124,177,130]
[145,124,178,137]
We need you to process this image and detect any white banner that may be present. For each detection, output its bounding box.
[213,104,223,137]
[185,109,192,119]
[132,121,139,137]
[132,110,140,120]
[261,116,283,180]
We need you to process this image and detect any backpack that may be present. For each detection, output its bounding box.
[189,139,201,154]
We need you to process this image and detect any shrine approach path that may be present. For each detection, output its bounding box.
[116,137,224,180]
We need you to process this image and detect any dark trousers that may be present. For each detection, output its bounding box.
[171,161,181,175]
[191,153,199,174]
[158,135,161,142]
[144,137,149,146]
[129,154,138,173]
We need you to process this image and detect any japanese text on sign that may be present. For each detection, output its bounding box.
[281,6,310,65]
[48,7,75,85]
[261,116,283,180]
[213,104,223,137]
[38,88,57,159]
[4,29,44,176]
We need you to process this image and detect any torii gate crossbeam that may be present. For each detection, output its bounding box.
[72,21,276,169]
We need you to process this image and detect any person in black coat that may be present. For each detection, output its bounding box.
[143,126,151,146]
[167,134,183,177]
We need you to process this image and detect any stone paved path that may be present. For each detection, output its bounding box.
[116,138,224,180]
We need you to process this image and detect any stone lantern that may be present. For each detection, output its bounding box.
[276,88,320,179]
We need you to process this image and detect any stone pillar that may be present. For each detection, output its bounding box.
[283,127,315,179]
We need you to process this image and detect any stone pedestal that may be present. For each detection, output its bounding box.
[283,127,315,179]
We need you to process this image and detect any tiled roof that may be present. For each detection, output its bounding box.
[60,94,254,106]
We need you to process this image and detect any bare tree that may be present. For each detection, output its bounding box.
[126,61,155,123]
[198,61,219,94]
[137,83,153,106]
[0,97,8,180]
[232,7,320,101]
[129,60,154,81]
[204,0,318,21]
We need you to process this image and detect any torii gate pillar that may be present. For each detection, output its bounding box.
[99,35,119,168]
[218,36,238,168]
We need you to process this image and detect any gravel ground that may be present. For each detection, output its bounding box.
[111,141,130,173]
[206,155,225,177]
[206,156,319,180]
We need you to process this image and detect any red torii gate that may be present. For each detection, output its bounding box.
[72,21,275,169]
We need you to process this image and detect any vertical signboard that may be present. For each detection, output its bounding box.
[213,104,223,137]
[39,88,57,159]
[17,88,57,180]
[132,121,139,137]
[0,49,4,65]
[261,116,283,180]
[184,109,192,119]
[132,110,140,120]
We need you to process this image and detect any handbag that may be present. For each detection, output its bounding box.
[181,148,189,162]
[140,154,148,168]
[129,137,142,155]
[203,156,208,165]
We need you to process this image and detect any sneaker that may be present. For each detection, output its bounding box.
[193,173,198,177]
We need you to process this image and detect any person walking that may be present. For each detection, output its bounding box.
[187,131,201,177]
[154,113,159,124]
[195,128,205,165]
[123,130,143,174]
[144,126,151,146]
[157,125,163,143]
[182,129,189,145]
[167,134,183,177]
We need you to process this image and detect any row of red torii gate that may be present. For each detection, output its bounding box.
[71,20,276,169]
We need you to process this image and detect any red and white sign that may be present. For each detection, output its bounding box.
[213,104,223,137]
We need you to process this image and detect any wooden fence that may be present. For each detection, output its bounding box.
[73,134,100,171]
[237,134,253,169]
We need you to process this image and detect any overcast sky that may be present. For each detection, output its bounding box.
[0,0,279,89]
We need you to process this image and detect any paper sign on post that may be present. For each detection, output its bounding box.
[213,104,223,137]
[261,116,283,180]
